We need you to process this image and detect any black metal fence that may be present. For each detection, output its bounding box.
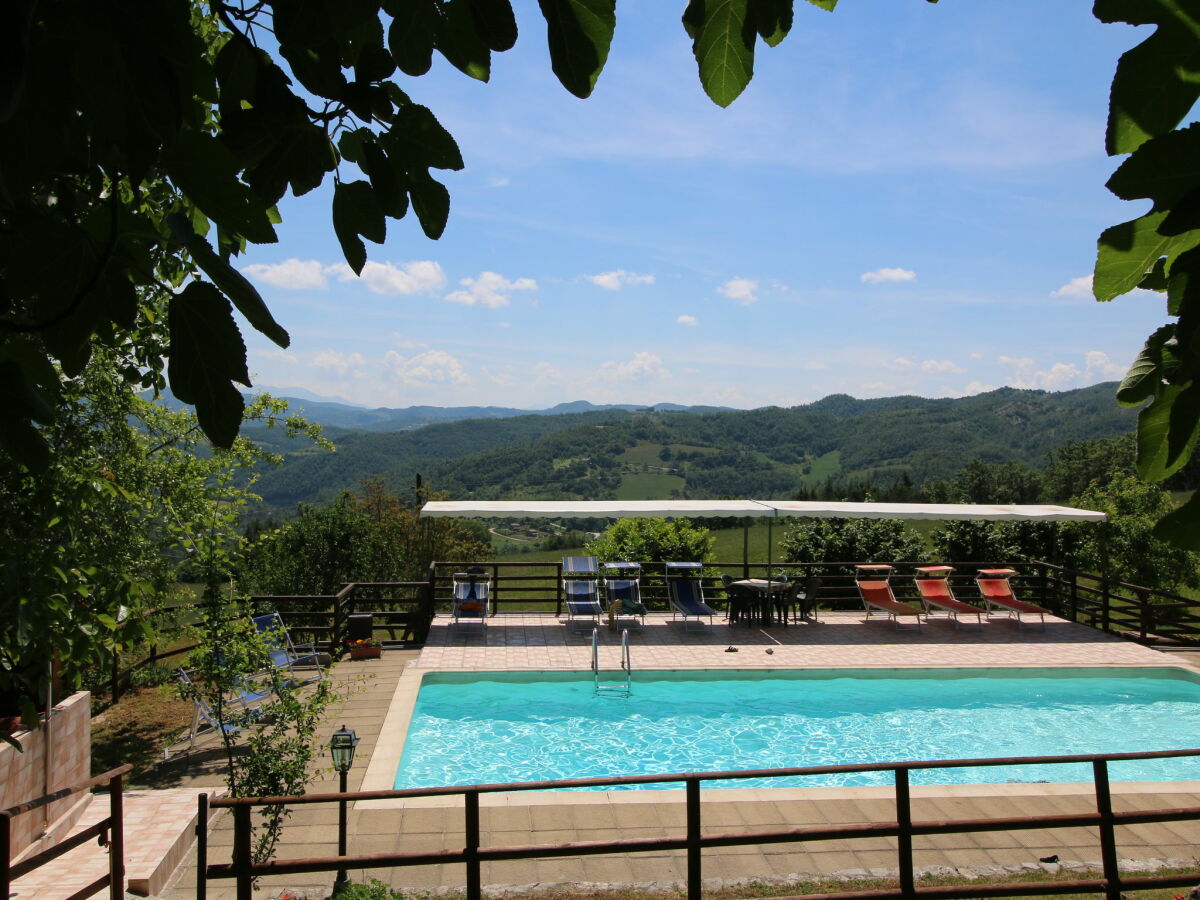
[198,748,1200,900]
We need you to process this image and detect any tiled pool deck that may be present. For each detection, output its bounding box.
[161,611,1200,899]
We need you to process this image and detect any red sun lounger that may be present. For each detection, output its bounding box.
[854,565,922,631]
[913,566,983,630]
[975,568,1049,629]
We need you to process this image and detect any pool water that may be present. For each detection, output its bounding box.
[393,668,1200,790]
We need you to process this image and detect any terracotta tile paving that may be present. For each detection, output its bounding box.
[11,788,210,899]
[157,619,1200,899]
[414,611,1175,671]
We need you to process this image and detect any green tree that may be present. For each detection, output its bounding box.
[779,513,926,577]
[241,478,488,594]
[1092,4,1200,548]
[1066,473,1200,593]
[0,0,814,463]
[585,518,714,564]
[0,347,324,724]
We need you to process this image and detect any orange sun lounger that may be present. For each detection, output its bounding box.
[975,568,1049,629]
[913,566,983,630]
[855,565,922,631]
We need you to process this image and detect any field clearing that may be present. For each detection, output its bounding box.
[616,472,685,499]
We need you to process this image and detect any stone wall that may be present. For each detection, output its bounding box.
[1,691,92,861]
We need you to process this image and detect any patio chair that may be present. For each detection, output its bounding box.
[667,563,715,632]
[451,570,490,633]
[252,611,325,683]
[975,568,1049,630]
[854,564,922,631]
[604,578,647,628]
[913,566,983,630]
[168,668,266,757]
[562,556,603,633]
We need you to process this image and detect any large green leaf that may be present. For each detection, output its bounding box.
[408,169,451,239]
[1117,324,1174,406]
[538,0,616,98]
[1106,123,1200,211]
[167,281,249,449]
[1095,211,1200,301]
[391,103,465,171]
[362,139,409,218]
[470,0,519,51]
[436,0,492,82]
[168,213,290,348]
[162,130,278,244]
[1136,382,1200,481]
[750,0,795,46]
[1152,489,1200,549]
[688,0,757,108]
[332,180,386,273]
[1104,24,1200,155]
[385,0,437,76]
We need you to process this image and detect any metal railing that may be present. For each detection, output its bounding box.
[198,749,1200,900]
[1,764,132,900]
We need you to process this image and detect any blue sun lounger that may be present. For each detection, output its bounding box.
[562,556,604,633]
[666,561,714,632]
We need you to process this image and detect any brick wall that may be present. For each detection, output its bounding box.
[1,691,92,861]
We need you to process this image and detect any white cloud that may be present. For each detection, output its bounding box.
[254,348,299,365]
[999,355,1080,390]
[861,267,916,284]
[920,359,966,374]
[801,360,829,371]
[676,314,698,326]
[241,259,328,290]
[487,176,511,188]
[1085,350,1125,380]
[970,352,984,360]
[1052,275,1093,298]
[533,362,564,384]
[445,271,537,308]
[887,357,916,370]
[719,278,759,305]
[586,270,655,291]
[327,260,446,295]
[600,352,670,381]
[383,349,471,385]
[312,350,366,378]
[962,380,996,395]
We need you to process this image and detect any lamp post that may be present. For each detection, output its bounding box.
[329,724,359,895]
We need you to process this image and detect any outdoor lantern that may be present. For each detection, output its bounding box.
[329,725,359,773]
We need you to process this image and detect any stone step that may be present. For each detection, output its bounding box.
[11,788,216,899]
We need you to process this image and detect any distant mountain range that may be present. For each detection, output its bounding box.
[241,382,1139,517]
[245,391,736,432]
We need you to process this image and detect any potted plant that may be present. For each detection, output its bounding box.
[347,638,382,660]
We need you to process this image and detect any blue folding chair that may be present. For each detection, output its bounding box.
[252,612,325,683]
[562,556,603,633]
[452,570,491,633]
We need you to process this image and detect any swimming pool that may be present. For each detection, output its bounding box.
[393,667,1200,790]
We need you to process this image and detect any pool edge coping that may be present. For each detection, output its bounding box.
[356,659,1200,811]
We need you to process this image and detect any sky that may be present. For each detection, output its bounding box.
[235,0,1165,411]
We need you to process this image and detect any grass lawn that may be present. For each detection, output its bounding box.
[91,684,193,780]
[616,472,686,499]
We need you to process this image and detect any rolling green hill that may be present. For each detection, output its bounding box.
[247,383,1138,517]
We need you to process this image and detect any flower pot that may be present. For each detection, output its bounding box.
[349,646,381,660]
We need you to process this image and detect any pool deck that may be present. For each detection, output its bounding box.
[160,612,1200,898]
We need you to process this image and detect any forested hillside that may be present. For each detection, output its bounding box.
[247,383,1138,516]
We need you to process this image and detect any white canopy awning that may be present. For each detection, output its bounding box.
[763,501,1106,523]
[420,499,774,518]
[420,499,1106,522]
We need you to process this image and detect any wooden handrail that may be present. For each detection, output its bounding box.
[201,748,1200,900]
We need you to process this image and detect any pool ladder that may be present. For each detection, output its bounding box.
[591,627,632,698]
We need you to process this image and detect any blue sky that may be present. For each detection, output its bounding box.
[237,0,1162,411]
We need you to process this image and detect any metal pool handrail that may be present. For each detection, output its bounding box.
[200,747,1200,900]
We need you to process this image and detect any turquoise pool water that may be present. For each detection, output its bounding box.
[393,668,1200,790]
